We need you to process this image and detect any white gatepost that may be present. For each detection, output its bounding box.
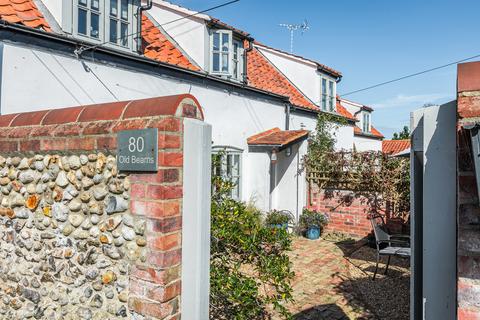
[410,102,457,320]
[182,119,212,319]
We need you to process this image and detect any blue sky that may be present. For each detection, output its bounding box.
[175,0,480,138]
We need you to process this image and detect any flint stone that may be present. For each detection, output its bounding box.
[105,196,128,214]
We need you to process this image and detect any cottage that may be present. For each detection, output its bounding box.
[0,0,383,219]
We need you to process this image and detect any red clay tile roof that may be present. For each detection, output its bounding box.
[247,127,309,147]
[247,48,318,111]
[382,139,410,155]
[354,126,384,139]
[336,101,356,121]
[142,15,199,71]
[0,0,51,32]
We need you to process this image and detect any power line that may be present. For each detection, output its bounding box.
[341,53,480,97]
[75,0,240,56]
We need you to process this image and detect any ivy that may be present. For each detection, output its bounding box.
[210,153,294,319]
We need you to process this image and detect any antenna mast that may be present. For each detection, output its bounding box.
[279,20,309,53]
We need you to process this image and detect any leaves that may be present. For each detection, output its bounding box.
[211,156,294,319]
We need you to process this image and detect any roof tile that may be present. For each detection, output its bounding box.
[247,48,318,111]
[354,126,384,139]
[247,127,309,147]
[382,139,410,154]
[0,0,50,32]
[141,15,199,71]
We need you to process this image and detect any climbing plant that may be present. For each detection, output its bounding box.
[304,114,410,220]
[210,153,294,320]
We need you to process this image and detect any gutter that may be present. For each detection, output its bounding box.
[0,21,291,105]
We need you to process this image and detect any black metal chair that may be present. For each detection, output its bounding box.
[369,214,410,280]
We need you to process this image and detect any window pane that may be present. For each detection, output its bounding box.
[221,53,229,72]
[91,0,99,10]
[322,78,327,94]
[79,0,87,6]
[222,33,229,52]
[78,8,87,35]
[212,53,220,71]
[121,0,128,20]
[233,42,238,59]
[213,33,220,51]
[121,23,128,46]
[91,13,100,38]
[110,0,118,16]
[109,19,117,43]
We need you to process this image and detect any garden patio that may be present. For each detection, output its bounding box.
[276,235,410,320]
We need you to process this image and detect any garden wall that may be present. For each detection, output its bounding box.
[457,62,480,319]
[308,184,406,238]
[0,94,209,320]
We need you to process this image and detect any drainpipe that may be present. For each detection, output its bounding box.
[243,39,253,85]
[285,103,291,130]
[137,0,153,54]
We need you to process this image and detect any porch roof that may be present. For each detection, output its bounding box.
[247,127,309,148]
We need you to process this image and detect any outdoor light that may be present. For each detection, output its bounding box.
[271,150,278,163]
[285,146,292,157]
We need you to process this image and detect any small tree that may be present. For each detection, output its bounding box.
[392,126,410,140]
[210,153,294,320]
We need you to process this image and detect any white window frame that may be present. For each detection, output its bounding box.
[210,30,244,81]
[106,0,135,49]
[320,77,336,112]
[212,146,243,200]
[73,0,105,43]
[64,0,138,51]
[362,111,371,133]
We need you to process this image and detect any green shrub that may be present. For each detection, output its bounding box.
[299,208,329,230]
[264,210,292,226]
[210,154,294,319]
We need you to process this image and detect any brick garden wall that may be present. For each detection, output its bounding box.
[0,95,203,320]
[308,183,406,238]
[457,62,480,319]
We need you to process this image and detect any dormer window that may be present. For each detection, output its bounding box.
[321,77,335,112]
[210,30,244,81]
[362,111,371,133]
[65,0,138,51]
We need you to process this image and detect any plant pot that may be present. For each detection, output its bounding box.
[306,226,321,240]
[270,223,288,230]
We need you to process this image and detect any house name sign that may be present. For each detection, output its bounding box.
[117,128,158,172]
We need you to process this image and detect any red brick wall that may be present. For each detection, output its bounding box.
[308,184,407,238]
[308,187,372,237]
[0,95,203,320]
[457,62,480,320]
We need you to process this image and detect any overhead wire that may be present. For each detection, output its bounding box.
[75,0,240,56]
[341,53,480,97]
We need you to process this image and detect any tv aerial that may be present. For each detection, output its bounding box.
[279,19,310,53]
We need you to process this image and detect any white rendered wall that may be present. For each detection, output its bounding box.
[244,152,271,212]
[0,43,319,214]
[353,136,382,151]
[289,112,353,150]
[148,4,208,69]
[40,0,62,26]
[271,140,308,221]
[258,47,336,106]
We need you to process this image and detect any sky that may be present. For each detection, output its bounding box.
[174,0,480,139]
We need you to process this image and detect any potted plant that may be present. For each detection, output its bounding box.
[299,208,329,240]
[265,210,291,230]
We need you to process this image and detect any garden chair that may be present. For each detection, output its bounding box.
[369,214,410,280]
